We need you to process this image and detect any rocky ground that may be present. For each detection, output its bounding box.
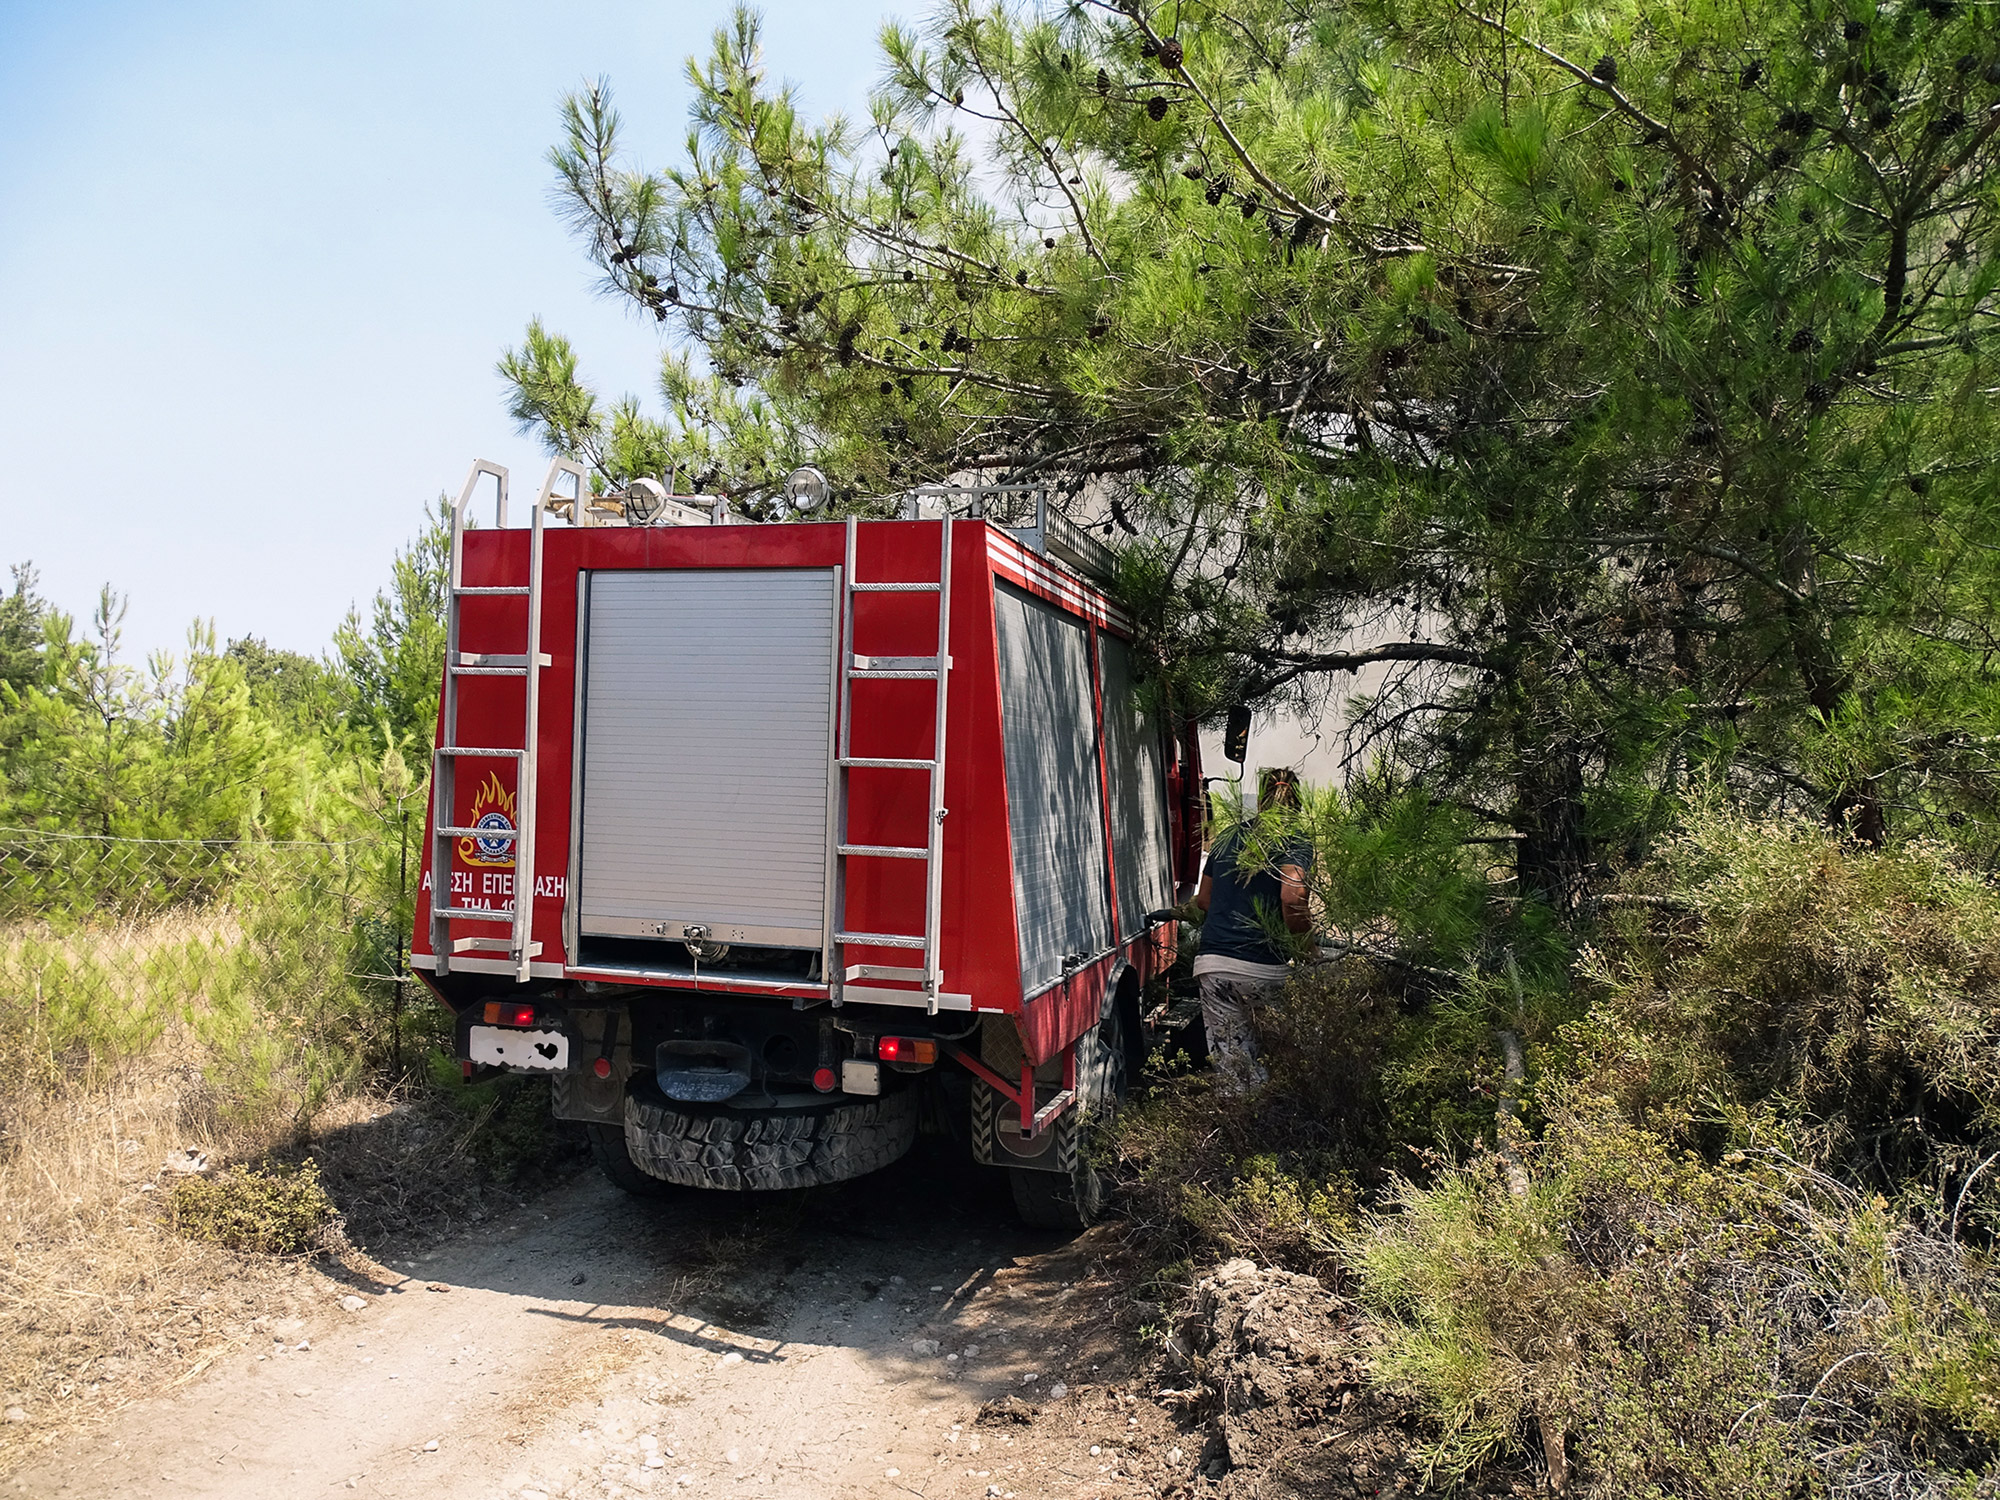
[3,1139,1435,1500]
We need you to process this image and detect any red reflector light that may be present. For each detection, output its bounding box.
[877,1036,902,1062]
[812,1066,837,1093]
[592,1057,612,1079]
[877,1037,938,1065]
[482,1002,537,1028]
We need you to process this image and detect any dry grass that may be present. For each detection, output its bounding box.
[0,888,584,1472]
[0,1043,585,1471]
[0,1050,338,1468]
[0,898,355,1471]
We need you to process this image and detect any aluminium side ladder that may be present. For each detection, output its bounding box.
[428,459,585,982]
[833,516,953,1012]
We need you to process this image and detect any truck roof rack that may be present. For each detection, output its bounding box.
[901,485,1117,586]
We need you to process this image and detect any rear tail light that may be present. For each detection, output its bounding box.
[875,1036,937,1065]
[482,1002,538,1028]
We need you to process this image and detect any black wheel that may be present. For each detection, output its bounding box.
[1007,994,1129,1230]
[1010,1154,1106,1227]
[587,1121,679,1198]
[623,1086,918,1191]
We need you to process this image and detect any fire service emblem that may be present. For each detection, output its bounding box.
[458,771,517,868]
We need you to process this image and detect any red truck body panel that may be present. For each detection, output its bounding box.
[412,515,1199,1068]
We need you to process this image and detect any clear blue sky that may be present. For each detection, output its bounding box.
[0,1,902,662]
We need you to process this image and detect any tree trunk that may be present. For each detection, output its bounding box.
[1779,524,1883,843]
[1515,746,1591,914]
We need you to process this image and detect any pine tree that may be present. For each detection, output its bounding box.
[510,0,2000,894]
[0,564,48,696]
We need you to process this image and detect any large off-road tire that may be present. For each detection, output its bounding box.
[623,1086,918,1191]
[588,1121,680,1198]
[1010,1155,1105,1227]
[1008,992,1130,1231]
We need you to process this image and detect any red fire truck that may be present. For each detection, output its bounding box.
[411,459,1203,1225]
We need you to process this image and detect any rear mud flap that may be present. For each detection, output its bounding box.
[550,1007,631,1124]
[969,1015,1074,1176]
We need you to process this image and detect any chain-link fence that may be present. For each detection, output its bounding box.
[0,826,419,1119]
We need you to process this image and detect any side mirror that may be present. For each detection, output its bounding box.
[1223,704,1251,764]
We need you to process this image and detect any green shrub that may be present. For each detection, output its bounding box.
[1579,807,2000,1192]
[1338,815,2000,1491]
[168,1158,334,1256]
[1119,800,2000,1492]
[1352,1091,2000,1495]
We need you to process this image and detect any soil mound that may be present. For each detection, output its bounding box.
[1165,1257,1413,1497]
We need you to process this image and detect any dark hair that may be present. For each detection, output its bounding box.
[1258,767,1300,809]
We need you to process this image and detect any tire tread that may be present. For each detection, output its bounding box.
[624,1090,916,1190]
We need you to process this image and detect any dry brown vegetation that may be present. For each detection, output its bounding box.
[0,1047,336,1465]
[0,864,583,1470]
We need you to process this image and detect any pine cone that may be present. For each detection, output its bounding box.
[1096,68,1110,93]
[1158,37,1184,68]
[1739,59,1764,89]
[1147,96,1169,121]
[1843,19,1868,40]
[1592,55,1619,84]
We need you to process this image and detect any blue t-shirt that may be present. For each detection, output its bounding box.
[1201,829,1309,965]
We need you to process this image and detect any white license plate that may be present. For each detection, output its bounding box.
[469,1025,569,1072]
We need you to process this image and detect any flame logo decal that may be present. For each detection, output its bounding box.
[458,770,517,868]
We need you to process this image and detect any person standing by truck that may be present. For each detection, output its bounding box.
[1191,768,1312,1094]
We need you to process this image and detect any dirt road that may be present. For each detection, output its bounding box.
[7,1142,1190,1500]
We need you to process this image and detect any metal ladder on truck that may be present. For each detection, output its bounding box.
[429,459,586,982]
[833,516,955,1013]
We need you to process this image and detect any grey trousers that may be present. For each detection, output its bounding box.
[1198,974,1277,1095]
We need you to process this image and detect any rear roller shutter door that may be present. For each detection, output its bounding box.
[579,569,837,950]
